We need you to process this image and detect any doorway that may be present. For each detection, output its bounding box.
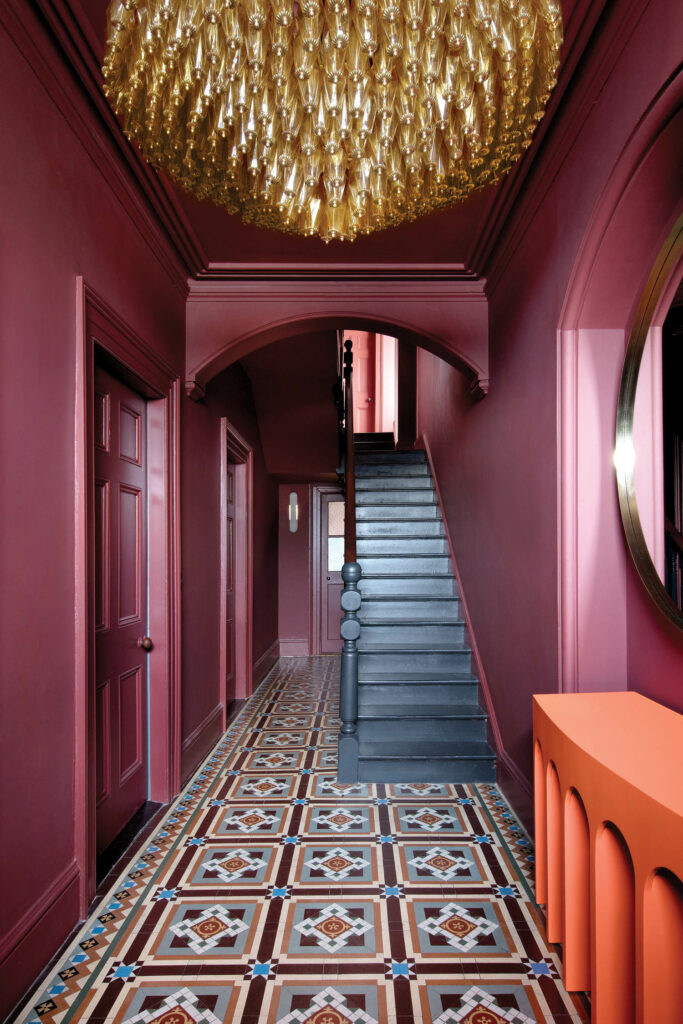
[76,282,181,911]
[346,331,398,440]
[312,486,345,654]
[93,364,150,857]
[220,419,254,718]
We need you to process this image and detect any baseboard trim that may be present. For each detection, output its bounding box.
[0,861,80,1020]
[497,749,534,836]
[253,639,279,688]
[279,639,309,656]
[180,702,223,783]
[420,433,504,756]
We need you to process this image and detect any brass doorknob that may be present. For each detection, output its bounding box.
[138,636,153,651]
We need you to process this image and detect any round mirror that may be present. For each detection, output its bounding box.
[615,214,683,629]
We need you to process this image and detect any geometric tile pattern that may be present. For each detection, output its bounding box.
[12,657,589,1024]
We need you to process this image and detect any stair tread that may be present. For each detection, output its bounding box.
[358,740,495,759]
[358,534,445,541]
[359,617,463,625]
[360,640,468,650]
[359,671,476,681]
[362,593,458,598]
[358,704,485,719]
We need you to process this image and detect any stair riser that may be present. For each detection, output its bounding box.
[359,623,465,644]
[355,453,427,465]
[357,477,434,490]
[359,683,479,704]
[360,598,461,619]
[356,505,439,520]
[356,490,436,505]
[357,537,448,555]
[358,577,456,596]
[358,555,451,575]
[357,718,487,742]
[355,465,430,478]
[357,520,444,538]
[357,759,497,783]
[359,651,471,673]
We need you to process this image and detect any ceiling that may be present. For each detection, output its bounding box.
[75,0,580,272]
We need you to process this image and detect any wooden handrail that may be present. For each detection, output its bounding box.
[665,516,683,558]
[344,374,356,563]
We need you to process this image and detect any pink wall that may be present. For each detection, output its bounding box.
[417,0,683,793]
[0,9,185,1015]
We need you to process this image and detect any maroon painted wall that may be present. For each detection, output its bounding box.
[179,365,279,782]
[278,484,313,655]
[0,8,185,1015]
[242,331,339,481]
[209,365,280,675]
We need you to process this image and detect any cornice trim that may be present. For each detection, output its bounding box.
[469,0,649,289]
[197,261,478,282]
[187,276,487,301]
[2,0,206,287]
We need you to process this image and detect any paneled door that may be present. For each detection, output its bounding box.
[353,332,376,434]
[224,460,236,704]
[94,366,149,856]
[320,492,345,654]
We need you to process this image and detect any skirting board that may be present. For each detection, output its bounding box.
[253,639,279,688]
[0,861,80,1020]
[180,703,223,784]
[279,639,310,656]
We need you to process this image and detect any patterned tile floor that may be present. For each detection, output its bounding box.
[14,657,589,1024]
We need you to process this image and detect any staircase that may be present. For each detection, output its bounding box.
[352,448,496,783]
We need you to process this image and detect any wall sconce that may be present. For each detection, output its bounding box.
[288,491,299,533]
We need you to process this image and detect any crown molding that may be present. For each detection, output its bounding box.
[187,274,487,302]
[196,261,479,282]
[467,0,649,290]
[2,0,207,288]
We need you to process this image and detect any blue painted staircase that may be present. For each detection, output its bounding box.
[351,447,496,783]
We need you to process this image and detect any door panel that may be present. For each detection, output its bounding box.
[94,366,148,856]
[353,332,376,433]
[225,461,236,703]
[320,493,344,654]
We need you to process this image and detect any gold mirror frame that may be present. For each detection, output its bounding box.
[615,212,683,630]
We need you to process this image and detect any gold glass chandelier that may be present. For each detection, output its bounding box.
[103,0,562,241]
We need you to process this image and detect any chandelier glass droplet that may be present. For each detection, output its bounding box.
[103,0,563,241]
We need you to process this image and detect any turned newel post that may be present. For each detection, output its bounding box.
[338,560,362,780]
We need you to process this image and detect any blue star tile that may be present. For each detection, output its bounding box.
[283,835,298,844]
[154,888,177,900]
[390,962,410,976]
[251,962,270,976]
[186,837,205,846]
[378,835,393,843]
[292,798,307,805]
[110,964,137,980]
[270,886,289,898]
[382,885,403,898]
[474,834,493,844]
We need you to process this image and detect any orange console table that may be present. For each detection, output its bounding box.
[533,692,683,1024]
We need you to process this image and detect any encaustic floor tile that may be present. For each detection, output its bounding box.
[12,657,589,1024]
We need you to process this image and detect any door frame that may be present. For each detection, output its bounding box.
[75,280,181,913]
[311,484,344,655]
[219,418,254,721]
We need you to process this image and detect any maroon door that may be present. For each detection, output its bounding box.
[225,460,236,704]
[94,366,148,855]
[320,492,345,654]
[353,332,376,433]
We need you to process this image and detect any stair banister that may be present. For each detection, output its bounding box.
[338,336,361,782]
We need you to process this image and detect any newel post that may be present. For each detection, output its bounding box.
[338,560,362,781]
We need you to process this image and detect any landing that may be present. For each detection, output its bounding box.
[14,657,588,1024]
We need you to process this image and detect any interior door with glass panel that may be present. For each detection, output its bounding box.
[320,492,345,654]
